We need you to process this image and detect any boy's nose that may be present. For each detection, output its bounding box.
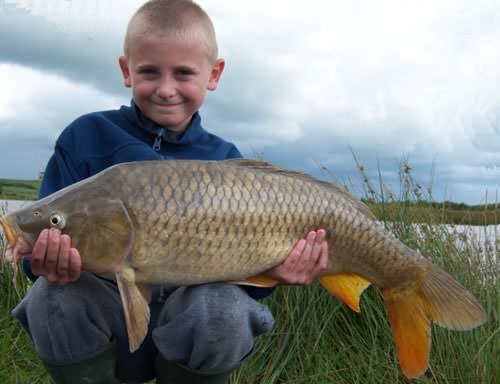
[156,78,177,99]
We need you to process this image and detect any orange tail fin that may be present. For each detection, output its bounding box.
[384,264,486,378]
[384,290,431,378]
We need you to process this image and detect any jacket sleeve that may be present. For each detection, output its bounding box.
[38,143,82,198]
[23,142,82,281]
[225,144,243,159]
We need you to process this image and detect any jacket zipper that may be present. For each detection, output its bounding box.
[153,128,164,151]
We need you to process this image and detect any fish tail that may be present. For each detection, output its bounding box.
[383,263,487,379]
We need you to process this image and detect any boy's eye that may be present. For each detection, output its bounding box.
[176,69,195,78]
[138,68,158,76]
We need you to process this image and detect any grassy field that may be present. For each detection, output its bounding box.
[0,165,498,383]
[0,179,40,201]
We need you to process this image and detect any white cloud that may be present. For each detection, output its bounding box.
[1,0,500,203]
[204,0,500,159]
[0,63,125,139]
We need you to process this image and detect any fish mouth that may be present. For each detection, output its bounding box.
[0,216,20,264]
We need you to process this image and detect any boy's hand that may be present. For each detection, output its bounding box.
[18,228,81,285]
[263,229,328,285]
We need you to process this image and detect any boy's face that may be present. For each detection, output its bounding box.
[119,33,224,133]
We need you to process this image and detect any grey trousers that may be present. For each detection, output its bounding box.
[12,272,274,383]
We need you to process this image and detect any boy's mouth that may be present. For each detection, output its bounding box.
[153,102,182,108]
[151,97,183,105]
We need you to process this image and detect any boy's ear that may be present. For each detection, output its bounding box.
[118,56,132,88]
[207,58,225,91]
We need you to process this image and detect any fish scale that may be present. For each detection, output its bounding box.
[0,158,486,378]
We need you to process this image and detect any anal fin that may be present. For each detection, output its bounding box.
[233,274,278,287]
[319,273,371,312]
[115,268,151,352]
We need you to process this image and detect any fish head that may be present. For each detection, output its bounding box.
[0,195,81,265]
[0,191,134,275]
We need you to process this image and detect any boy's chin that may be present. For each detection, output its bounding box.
[149,115,191,132]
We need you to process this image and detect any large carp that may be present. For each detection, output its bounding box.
[0,159,486,378]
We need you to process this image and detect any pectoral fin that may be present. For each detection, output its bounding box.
[115,267,151,352]
[319,273,371,312]
[233,274,279,287]
[75,198,135,275]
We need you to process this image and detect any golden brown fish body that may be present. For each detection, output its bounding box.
[0,159,486,378]
[110,160,420,289]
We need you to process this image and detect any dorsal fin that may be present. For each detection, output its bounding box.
[223,159,276,169]
[223,159,376,220]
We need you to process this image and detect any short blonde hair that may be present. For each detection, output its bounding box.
[124,0,218,62]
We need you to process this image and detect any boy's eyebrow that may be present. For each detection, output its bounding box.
[134,63,199,72]
[135,63,158,70]
[173,64,198,72]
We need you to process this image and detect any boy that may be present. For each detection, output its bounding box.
[13,1,328,383]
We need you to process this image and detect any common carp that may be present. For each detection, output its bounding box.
[0,159,486,378]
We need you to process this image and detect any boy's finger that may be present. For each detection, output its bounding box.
[45,229,61,272]
[320,242,329,268]
[309,230,325,265]
[286,239,306,267]
[57,234,71,277]
[302,231,316,257]
[67,248,82,282]
[314,242,329,274]
[30,229,49,272]
[306,230,317,243]
[316,229,326,242]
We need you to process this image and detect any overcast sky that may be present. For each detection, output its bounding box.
[1,0,500,204]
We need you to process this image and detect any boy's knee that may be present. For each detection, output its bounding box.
[12,273,121,362]
[153,283,274,374]
[12,276,58,330]
[195,283,274,335]
[15,272,114,322]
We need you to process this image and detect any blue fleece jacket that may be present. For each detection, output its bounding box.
[25,101,273,299]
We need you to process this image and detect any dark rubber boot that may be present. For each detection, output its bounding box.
[42,341,120,384]
[155,355,230,384]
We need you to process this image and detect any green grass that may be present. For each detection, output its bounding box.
[0,163,498,383]
[0,268,49,383]
[0,179,40,201]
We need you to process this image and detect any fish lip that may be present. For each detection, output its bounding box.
[0,216,19,263]
[0,216,17,245]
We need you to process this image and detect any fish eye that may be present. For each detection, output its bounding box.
[49,213,66,229]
